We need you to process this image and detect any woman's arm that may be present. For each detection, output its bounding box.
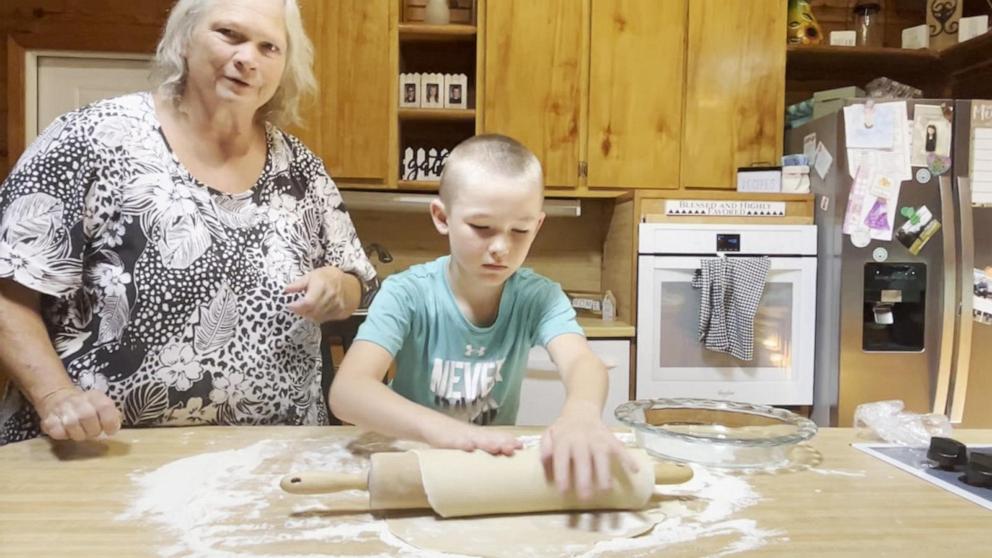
[0,279,121,440]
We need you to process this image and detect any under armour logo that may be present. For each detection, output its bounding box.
[465,344,486,357]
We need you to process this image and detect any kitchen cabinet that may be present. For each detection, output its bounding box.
[295,0,393,184]
[482,0,584,188]
[396,5,481,190]
[484,0,783,191]
[586,0,686,190]
[482,0,686,190]
[516,339,631,426]
[681,0,786,190]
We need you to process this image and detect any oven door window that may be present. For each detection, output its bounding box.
[651,265,801,381]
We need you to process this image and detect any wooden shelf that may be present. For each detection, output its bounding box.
[942,31,992,74]
[787,32,992,100]
[398,108,476,122]
[398,23,477,42]
[786,44,938,81]
[397,179,440,190]
[576,317,635,338]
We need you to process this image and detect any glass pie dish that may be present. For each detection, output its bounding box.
[615,398,818,469]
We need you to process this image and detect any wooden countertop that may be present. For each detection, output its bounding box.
[1,427,990,556]
[577,316,635,338]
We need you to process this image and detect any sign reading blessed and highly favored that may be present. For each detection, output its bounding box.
[664,200,787,217]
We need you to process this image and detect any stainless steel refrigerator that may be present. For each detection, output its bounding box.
[786,99,992,427]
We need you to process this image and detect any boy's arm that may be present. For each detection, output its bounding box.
[328,340,521,455]
[541,333,640,499]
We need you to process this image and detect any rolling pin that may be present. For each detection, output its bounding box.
[280,448,693,517]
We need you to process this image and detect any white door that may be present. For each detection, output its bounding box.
[28,53,152,142]
[636,255,817,405]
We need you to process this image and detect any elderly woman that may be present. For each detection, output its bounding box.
[0,0,377,445]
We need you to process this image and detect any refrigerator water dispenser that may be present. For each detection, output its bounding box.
[863,263,926,352]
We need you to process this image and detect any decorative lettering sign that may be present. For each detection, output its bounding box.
[665,200,787,217]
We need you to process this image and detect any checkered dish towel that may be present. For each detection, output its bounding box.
[690,257,771,361]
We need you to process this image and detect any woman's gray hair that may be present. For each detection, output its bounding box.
[151,0,316,127]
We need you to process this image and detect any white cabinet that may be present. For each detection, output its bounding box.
[516,339,631,426]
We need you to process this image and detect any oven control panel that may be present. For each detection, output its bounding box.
[716,233,741,252]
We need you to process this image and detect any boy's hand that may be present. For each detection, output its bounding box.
[540,401,640,500]
[422,416,522,456]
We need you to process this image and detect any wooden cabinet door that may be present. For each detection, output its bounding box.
[482,0,584,188]
[295,0,392,183]
[681,0,785,190]
[587,0,686,189]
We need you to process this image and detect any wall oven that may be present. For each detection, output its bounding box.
[636,223,818,405]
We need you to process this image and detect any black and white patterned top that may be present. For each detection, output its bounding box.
[691,257,770,361]
[0,92,377,445]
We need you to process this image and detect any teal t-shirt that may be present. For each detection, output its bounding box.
[354,256,583,425]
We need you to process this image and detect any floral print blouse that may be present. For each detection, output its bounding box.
[0,92,377,445]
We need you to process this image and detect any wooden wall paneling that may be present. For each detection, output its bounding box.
[2,3,170,176]
[309,1,392,183]
[601,197,635,324]
[475,0,486,136]
[527,200,607,293]
[294,0,324,166]
[349,199,608,293]
[388,0,401,187]
[587,0,686,190]
[348,209,449,278]
[0,1,172,175]
[483,0,584,188]
[682,0,787,190]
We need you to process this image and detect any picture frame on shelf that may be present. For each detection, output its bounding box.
[421,73,444,109]
[399,73,421,108]
[444,73,468,109]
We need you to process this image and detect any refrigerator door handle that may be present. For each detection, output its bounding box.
[950,177,974,423]
[934,175,957,416]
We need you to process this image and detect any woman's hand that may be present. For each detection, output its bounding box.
[540,401,640,500]
[285,266,357,322]
[37,386,122,441]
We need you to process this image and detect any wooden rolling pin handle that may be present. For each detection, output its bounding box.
[280,472,369,495]
[654,461,693,485]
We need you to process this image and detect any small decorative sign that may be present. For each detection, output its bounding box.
[402,147,450,181]
[664,200,787,217]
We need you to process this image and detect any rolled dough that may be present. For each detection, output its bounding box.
[387,509,659,558]
[385,447,661,557]
[413,447,655,518]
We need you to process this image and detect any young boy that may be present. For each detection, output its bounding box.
[329,134,637,499]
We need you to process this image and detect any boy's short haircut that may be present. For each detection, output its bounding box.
[439,134,544,206]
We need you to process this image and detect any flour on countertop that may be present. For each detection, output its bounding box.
[807,467,867,477]
[117,434,781,557]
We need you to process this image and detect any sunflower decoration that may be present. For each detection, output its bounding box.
[787,0,824,45]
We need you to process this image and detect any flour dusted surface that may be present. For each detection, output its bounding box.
[117,434,783,557]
